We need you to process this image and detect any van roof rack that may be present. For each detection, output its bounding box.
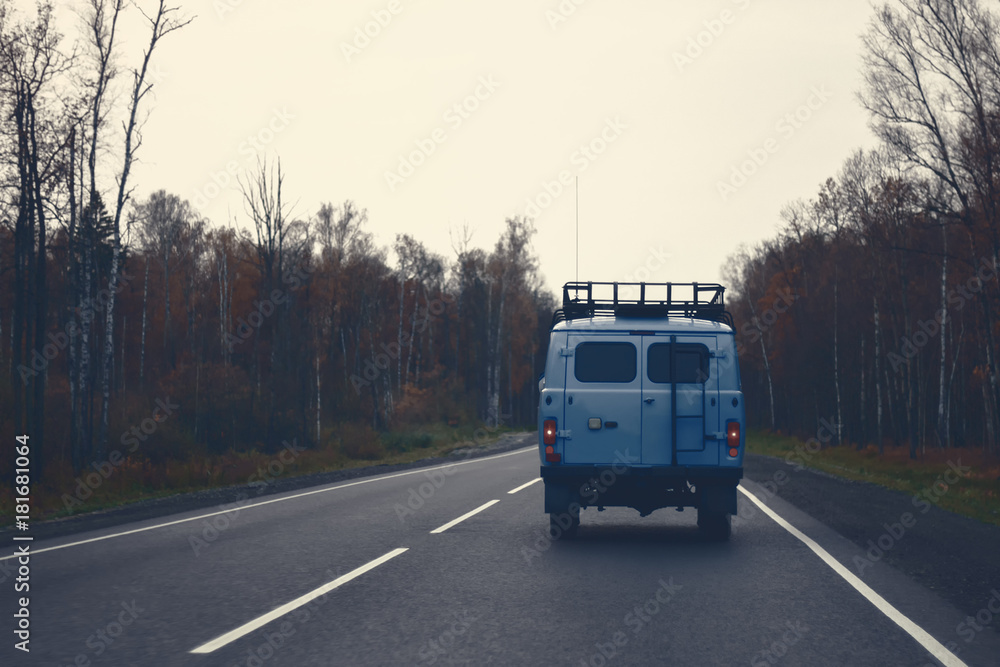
[552,281,733,328]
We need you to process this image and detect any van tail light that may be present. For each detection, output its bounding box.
[543,419,561,462]
[543,419,557,445]
[727,420,740,457]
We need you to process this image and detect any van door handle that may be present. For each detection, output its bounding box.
[644,398,655,404]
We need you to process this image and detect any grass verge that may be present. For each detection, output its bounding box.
[2,421,520,525]
[747,429,1000,526]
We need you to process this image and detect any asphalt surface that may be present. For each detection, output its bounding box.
[3,434,999,666]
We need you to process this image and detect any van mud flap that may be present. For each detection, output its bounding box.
[698,483,738,515]
[544,480,580,514]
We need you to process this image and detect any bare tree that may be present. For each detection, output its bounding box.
[133,189,195,365]
[71,0,192,458]
[239,156,292,293]
[485,216,536,426]
[237,156,309,447]
[0,0,74,476]
[815,178,846,445]
[726,244,777,431]
[860,0,1000,447]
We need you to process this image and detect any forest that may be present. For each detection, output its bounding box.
[3,0,1000,514]
[725,0,1000,458]
[0,1,554,499]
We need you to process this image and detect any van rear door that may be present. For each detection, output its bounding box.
[562,335,642,465]
[640,336,672,465]
[674,335,720,465]
[641,335,721,466]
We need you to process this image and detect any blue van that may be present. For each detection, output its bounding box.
[538,282,744,540]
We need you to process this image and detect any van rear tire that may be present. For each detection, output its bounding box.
[698,510,731,541]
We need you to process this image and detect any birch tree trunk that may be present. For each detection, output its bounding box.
[315,348,321,444]
[140,255,148,387]
[936,227,948,447]
[405,283,420,387]
[874,295,883,455]
[747,297,775,429]
[859,334,866,450]
[397,275,404,392]
[946,320,964,449]
[68,126,79,469]
[120,316,126,394]
[484,278,493,422]
[97,0,192,456]
[833,272,843,445]
[27,91,48,475]
[490,282,506,427]
[97,216,119,459]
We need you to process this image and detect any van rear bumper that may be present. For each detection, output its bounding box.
[540,465,742,482]
[540,464,742,515]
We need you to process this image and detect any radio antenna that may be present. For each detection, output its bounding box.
[575,176,579,282]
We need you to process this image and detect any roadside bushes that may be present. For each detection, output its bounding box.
[384,430,434,453]
[338,423,386,459]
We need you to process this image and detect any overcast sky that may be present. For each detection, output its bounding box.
[44,0,881,298]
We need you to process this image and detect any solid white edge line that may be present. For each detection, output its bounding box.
[737,486,967,667]
[190,547,409,654]
[507,478,542,494]
[429,500,501,534]
[2,446,536,561]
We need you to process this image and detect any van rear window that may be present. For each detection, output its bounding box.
[574,342,637,383]
[647,343,710,384]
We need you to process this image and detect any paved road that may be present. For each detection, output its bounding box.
[4,436,999,665]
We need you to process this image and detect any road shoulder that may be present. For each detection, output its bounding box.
[3,432,536,543]
[743,452,1000,640]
